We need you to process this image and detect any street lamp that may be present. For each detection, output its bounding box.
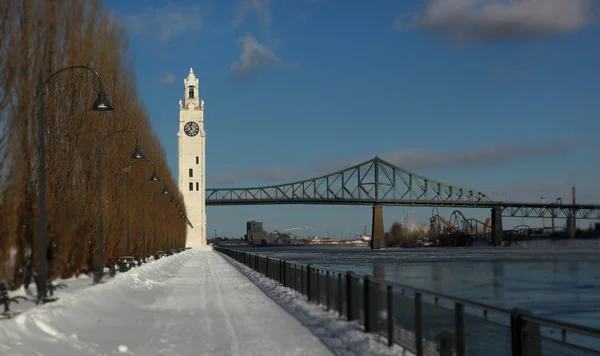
[153,184,170,256]
[96,129,144,284]
[37,65,114,303]
[139,171,163,262]
[122,159,160,256]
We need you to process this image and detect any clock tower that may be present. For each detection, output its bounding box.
[178,68,207,246]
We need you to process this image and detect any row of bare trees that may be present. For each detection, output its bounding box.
[0,0,187,288]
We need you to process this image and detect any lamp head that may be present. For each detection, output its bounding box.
[131,146,144,159]
[149,171,160,181]
[91,92,115,111]
[161,185,169,195]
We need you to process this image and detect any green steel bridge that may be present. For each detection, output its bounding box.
[205,157,599,247]
[206,156,600,220]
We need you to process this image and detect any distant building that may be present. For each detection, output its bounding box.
[247,221,268,245]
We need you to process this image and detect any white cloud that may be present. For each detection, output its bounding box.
[230,34,295,78]
[210,139,583,184]
[125,3,204,42]
[233,0,272,29]
[395,0,597,43]
[158,73,174,84]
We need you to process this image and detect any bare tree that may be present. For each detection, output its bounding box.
[0,0,187,288]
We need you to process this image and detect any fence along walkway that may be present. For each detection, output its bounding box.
[215,247,600,356]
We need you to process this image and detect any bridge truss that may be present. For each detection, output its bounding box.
[206,157,600,219]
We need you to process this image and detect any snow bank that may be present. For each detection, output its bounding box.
[0,250,196,355]
[218,252,415,356]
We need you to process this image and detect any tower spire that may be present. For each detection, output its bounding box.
[190,67,193,74]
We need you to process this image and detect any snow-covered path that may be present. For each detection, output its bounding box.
[0,248,333,356]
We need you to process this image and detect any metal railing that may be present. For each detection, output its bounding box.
[215,247,600,356]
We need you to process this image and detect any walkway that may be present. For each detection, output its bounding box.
[0,249,333,356]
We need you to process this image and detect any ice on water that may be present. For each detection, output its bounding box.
[246,239,600,329]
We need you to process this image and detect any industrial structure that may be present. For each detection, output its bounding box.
[245,221,268,245]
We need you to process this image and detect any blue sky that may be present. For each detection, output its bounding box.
[105,0,600,238]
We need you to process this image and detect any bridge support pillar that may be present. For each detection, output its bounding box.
[370,205,385,250]
[491,207,503,247]
[566,213,575,239]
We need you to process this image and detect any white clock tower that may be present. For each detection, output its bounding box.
[178,68,207,246]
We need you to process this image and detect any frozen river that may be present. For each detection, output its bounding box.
[240,245,600,330]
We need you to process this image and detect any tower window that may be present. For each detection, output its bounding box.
[196,156,199,164]
[196,182,199,191]
[189,168,193,177]
[189,182,193,191]
[189,85,194,99]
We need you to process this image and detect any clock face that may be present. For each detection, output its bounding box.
[184,122,199,137]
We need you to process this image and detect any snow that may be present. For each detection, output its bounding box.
[5,274,93,316]
[216,252,411,356]
[0,247,400,355]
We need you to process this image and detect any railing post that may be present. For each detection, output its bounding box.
[511,309,541,356]
[337,273,343,316]
[387,285,394,347]
[346,271,353,321]
[283,261,287,287]
[316,270,320,305]
[455,303,465,356]
[511,309,524,356]
[278,260,282,284]
[266,257,270,278]
[301,265,305,294]
[326,271,330,311]
[306,264,312,302]
[295,264,299,291]
[415,292,423,356]
[292,264,296,291]
[364,275,371,332]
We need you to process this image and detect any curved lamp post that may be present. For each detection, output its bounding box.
[152,184,170,257]
[37,65,114,303]
[170,196,193,248]
[122,159,160,257]
[95,129,144,284]
[167,195,181,249]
